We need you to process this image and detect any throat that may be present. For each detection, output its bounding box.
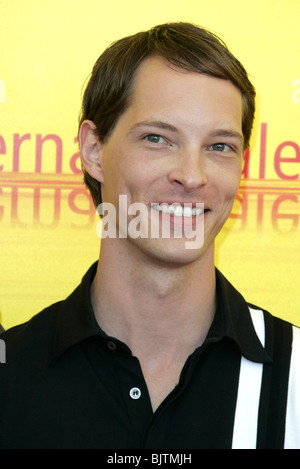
[139,354,188,413]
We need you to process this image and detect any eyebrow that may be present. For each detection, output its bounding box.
[128,120,244,142]
[207,129,244,143]
[128,120,179,134]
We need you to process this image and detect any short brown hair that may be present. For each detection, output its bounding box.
[79,22,256,207]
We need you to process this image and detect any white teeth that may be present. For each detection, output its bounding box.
[152,203,204,217]
[161,203,169,214]
[174,205,183,217]
[183,206,192,217]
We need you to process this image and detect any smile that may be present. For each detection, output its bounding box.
[152,203,205,217]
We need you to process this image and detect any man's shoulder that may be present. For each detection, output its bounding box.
[1,300,63,355]
[2,264,96,353]
[247,302,300,344]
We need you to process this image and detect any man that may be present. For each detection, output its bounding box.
[0,22,299,449]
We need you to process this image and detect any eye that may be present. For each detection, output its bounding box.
[209,143,233,152]
[145,134,166,144]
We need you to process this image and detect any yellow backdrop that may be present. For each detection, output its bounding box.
[1,0,299,330]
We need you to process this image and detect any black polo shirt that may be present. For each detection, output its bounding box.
[0,262,297,449]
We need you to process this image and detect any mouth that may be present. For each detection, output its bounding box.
[151,203,207,217]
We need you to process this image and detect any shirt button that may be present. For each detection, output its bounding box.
[107,341,117,351]
[129,387,142,400]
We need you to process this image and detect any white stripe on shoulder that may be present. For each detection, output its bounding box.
[248,307,265,346]
[284,325,300,449]
[231,307,265,449]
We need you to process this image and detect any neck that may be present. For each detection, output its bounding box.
[91,239,217,358]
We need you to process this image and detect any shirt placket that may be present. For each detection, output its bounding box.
[106,341,154,447]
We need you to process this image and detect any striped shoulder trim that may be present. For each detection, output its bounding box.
[231,307,265,449]
[284,325,300,449]
[232,308,297,449]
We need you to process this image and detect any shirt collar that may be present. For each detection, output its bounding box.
[213,269,271,364]
[50,262,102,365]
[50,262,271,365]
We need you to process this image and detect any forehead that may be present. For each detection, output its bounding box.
[124,55,243,135]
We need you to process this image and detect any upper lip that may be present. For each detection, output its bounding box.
[153,201,204,206]
[152,201,209,209]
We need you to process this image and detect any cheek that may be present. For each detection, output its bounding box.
[224,159,242,188]
[211,163,242,204]
[228,171,242,195]
[102,153,151,203]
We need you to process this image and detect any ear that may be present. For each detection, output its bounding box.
[79,120,105,183]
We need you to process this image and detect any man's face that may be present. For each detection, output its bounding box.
[96,56,244,265]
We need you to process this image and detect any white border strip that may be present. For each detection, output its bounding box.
[231,308,265,449]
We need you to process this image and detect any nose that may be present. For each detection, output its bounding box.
[167,148,208,192]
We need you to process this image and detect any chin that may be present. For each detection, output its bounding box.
[132,236,210,267]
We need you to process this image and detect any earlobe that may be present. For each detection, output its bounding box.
[79,120,104,183]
